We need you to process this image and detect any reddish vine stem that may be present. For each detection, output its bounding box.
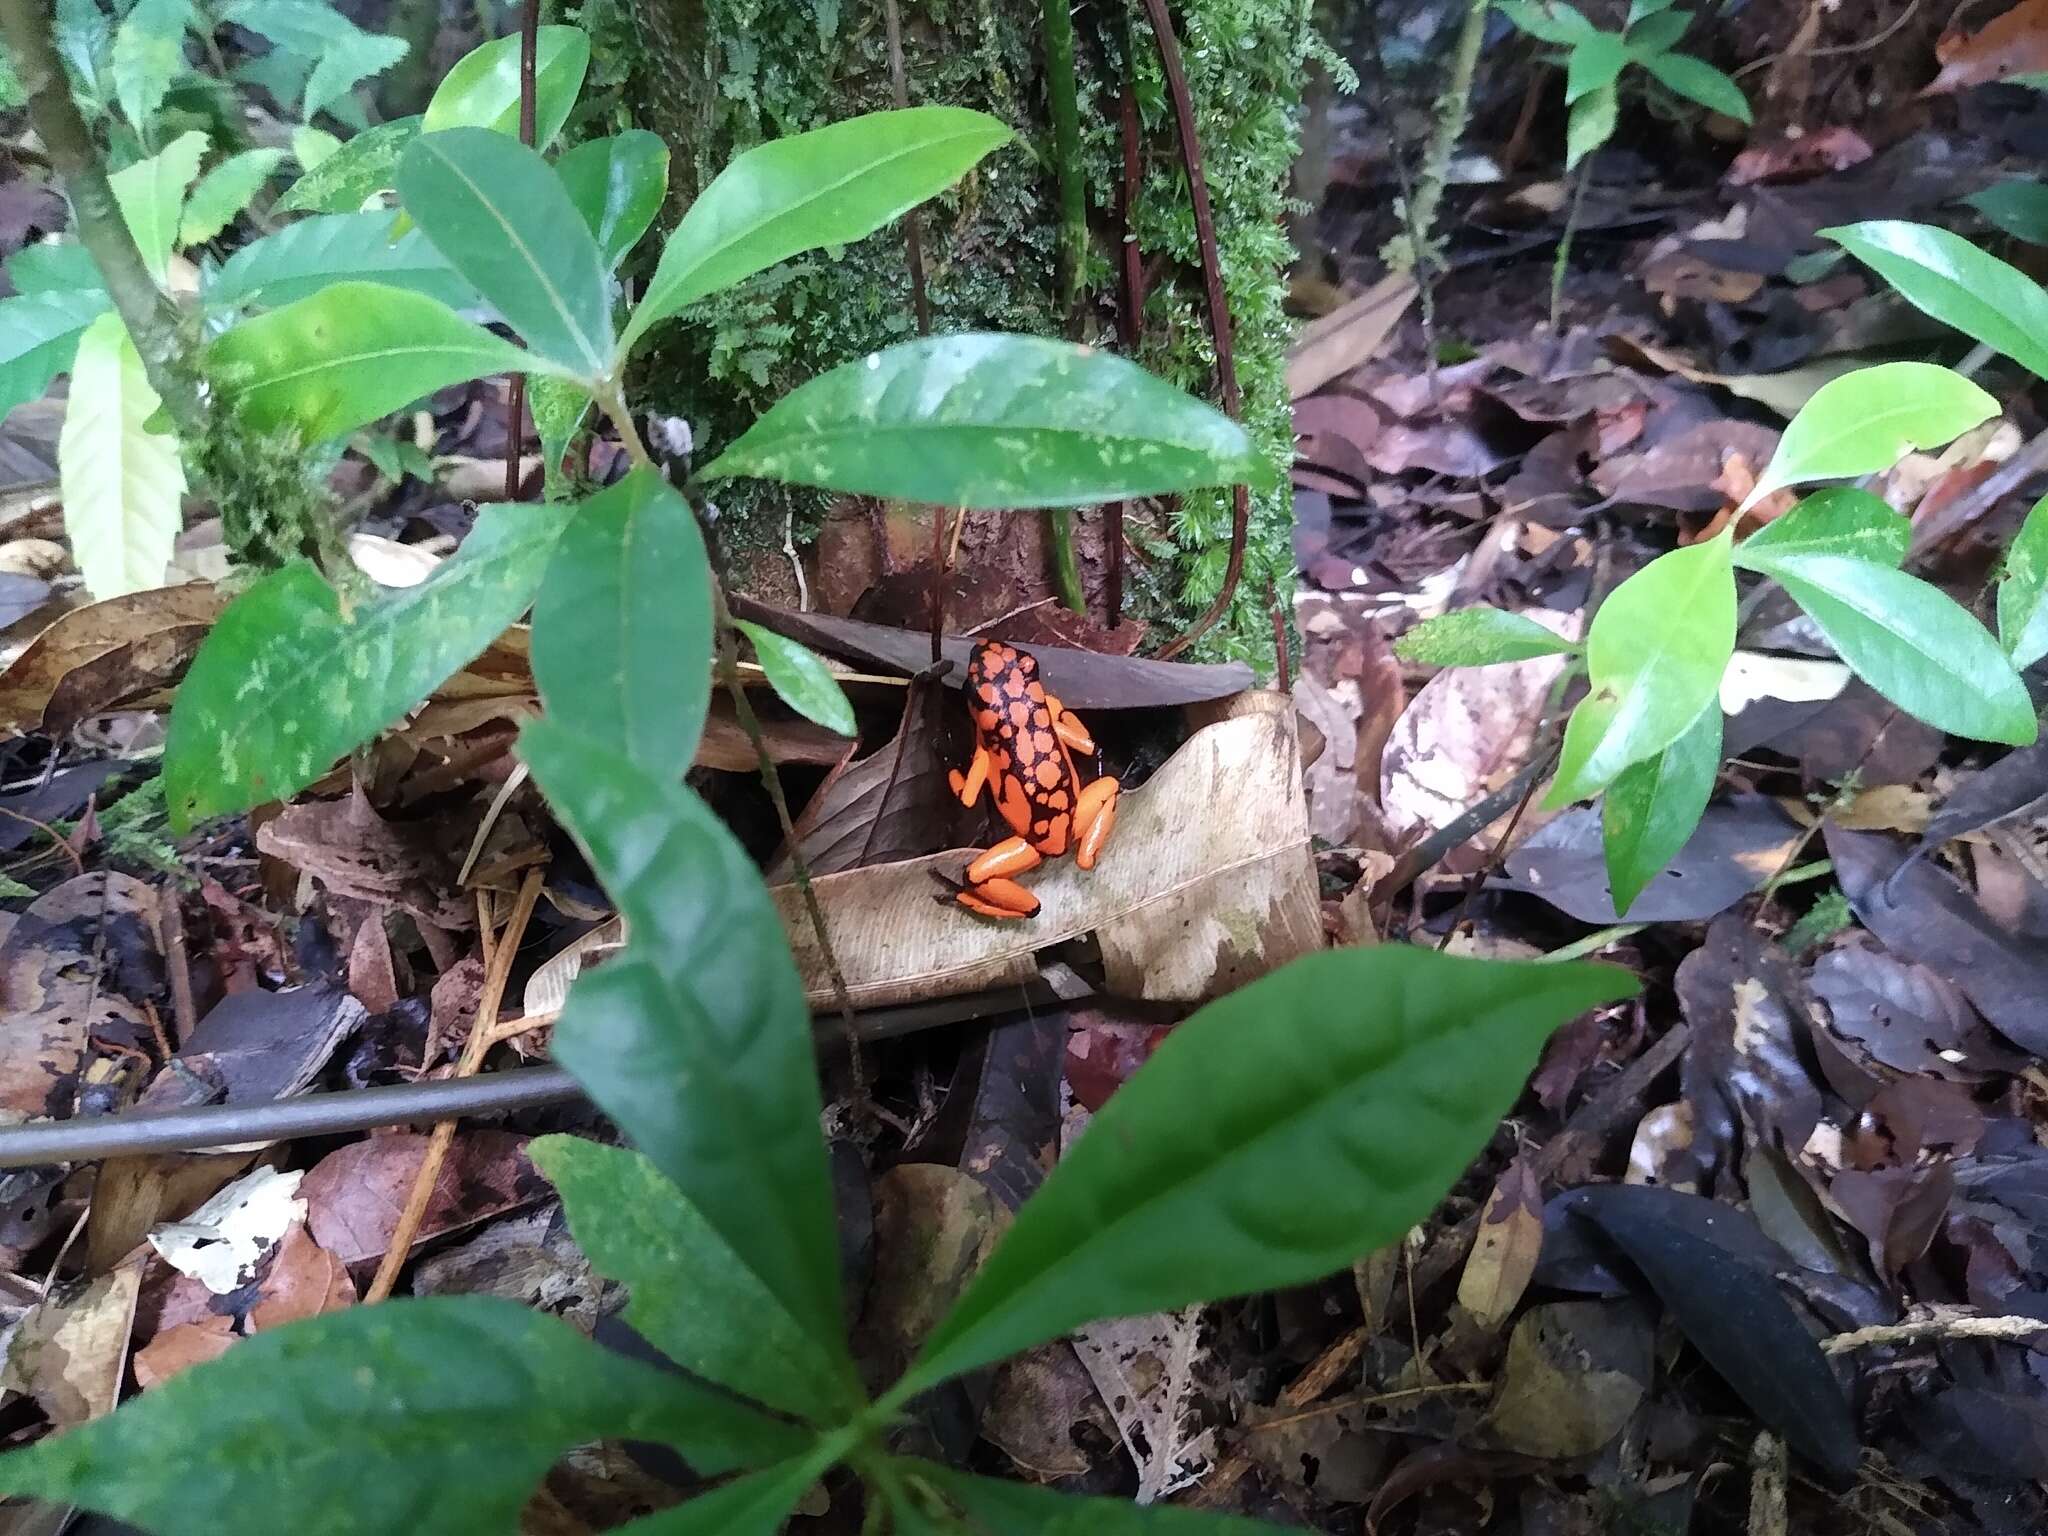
[502,0,539,502]
[1140,0,1249,662]
[1107,81,1146,623]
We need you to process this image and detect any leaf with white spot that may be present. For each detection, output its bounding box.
[59,313,186,599]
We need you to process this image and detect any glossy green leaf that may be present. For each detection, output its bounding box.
[517,723,849,1361]
[1623,10,1689,52]
[1732,485,1908,568]
[1998,493,2048,667]
[1825,221,2048,383]
[421,24,587,146]
[111,0,193,130]
[622,106,1011,349]
[210,281,535,441]
[274,115,418,213]
[893,947,1635,1394]
[1760,553,2036,744]
[1601,700,1720,918]
[528,373,591,497]
[6,242,104,294]
[903,1463,1283,1534]
[736,621,856,736]
[1564,33,1627,103]
[1547,531,1735,806]
[0,1297,802,1536]
[1963,179,2048,245]
[701,333,1274,509]
[203,211,475,312]
[0,287,111,419]
[1393,606,1580,666]
[59,312,185,600]
[398,129,612,378]
[163,502,573,829]
[1494,0,1599,44]
[530,468,713,769]
[109,129,208,284]
[557,131,670,270]
[178,146,286,245]
[1742,361,1998,510]
[1641,51,1750,121]
[531,1136,863,1421]
[1565,82,1617,170]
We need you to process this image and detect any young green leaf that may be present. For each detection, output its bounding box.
[301,29,407,121]
[59,313,184,600]
[163,502,574,829]
[421,24,587,146]
[274,115,419,214]
[1825,221,2048,383]
[1547,531,1735,806]
[1393,606,1581,667]
[556,131,670,271]
[209,281,536,441]
[1601,700,1720,918]
[1565,81,1617,170]
[1626,0,1678,23]
[1963,179,2048,245]
[7,241,104,293]
[1758,553,2036,744]
[1564,33,1628,103]
[891,947,1635,1394]
[203,211,477,313]
[0,1297,804,1536]
[530,468,714,770]
[178,146,286,245]
[700,333,1275,508]
[736,621,857,736]
[1641,52,1751,122]
[527,373,591,495]
[1998,493,2048,667]
[0,287,112,419]
[111,0,193,131]
[1622,9,1689,51]
[516,723,849,1361]
[1732,485,1909,568]
[109,129,209,284]
[290,124,342,173]
[531,1136,866,1421]
[1741,361,1998,510]
[1494,0,1599,45]
[397,129,613,378]
[903,1462,1282,1534]
[626,1457,841,1535]
[622,106,1012,350]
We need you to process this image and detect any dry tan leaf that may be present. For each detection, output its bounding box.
[132,1314,237,1388]
[521,916,625,1018]
[1924,0,2048,94]
[0,583,222,730]
[1287,273,1419,399]
[0,1265,142,1425]
[1456,1157,1543,1332]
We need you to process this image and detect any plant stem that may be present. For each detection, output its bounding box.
[1550,157,1592,331]
[502,0,539,503]
[1047,504,1087,614]
[1042,0,1089,617]
[1405,0,1487,264]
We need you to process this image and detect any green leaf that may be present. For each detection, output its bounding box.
[1732,485,1909,568]
[1547,531,1736,806]
[1998,493,2048,667]
[1494,0,1599,45]
[736,621,856,736]
[1623,9,1689,50]
[894,947,1635,1394]
[1601,700,1720,918]
[59,313,185,600]
[530,468,713,769]
[528,373,591,496]
[290,124,342,173]
[531,1136,864,1421]
[397,129,612,378]
[622,106,1012,350]
[1626,0,1679,23]
[302,29,407,121]
[1393,606,1581,666]
[7,242,104,293]
[163,502,574,829]
[1825,221,2048,383]
[516,722,849,1363]
[1564,33,1628,103]
[1565,82,1617,170]
[209,281,536,441]
[1641,51,1751,121]
[421,24,588,147]
[903,1463,1282,1534]
[1963,179,2048,245]
[109,129,209,284]
[53,0,110,107]
[1759,553,2036,744]
[556,130,670,271]
[203,211,477,313]
[111,0,193,131]
[1743,361,1999,509]
[0,287,112,419]
[178,146,286,245]
[618,1458,834,1535]
[0,1297,801,1536]
[275,115,418,213]
[701,333,1274,509]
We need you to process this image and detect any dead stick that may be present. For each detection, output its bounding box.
[500,0,540,502]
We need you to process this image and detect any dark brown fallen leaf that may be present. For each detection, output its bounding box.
[40,622,211,736]
[0,760,124,853]
[1590,419,1782,513]
[131,1314,237,1389]
[0,583,224,729]
[256,786,471,931]
[136,984,364,1110]
[1915,739,2048,855]
[1503,797,1802,924]
[1724,128,1875,186]
[1808,941,2025,1085]
[247,1221,356,1330]
[1831,1163,1955,1277]
[300,1129,547,1266]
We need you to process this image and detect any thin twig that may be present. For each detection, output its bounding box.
[0,805,84,877]
[1824,1311,2048,1355]
[501,0,539,502]
[1732,0,1920,78]
[1107,82,1145,623]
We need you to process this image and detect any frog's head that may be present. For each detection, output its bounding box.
[965,640,1040,696]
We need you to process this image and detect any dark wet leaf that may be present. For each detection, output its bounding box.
[1808,942,2023,1083]
[1914,738,2048,854]
[1504,795,1802,923]
[1831,1162,1954,1276]
[1536,1184,1792,1296]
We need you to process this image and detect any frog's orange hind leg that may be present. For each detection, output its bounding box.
[1046,695,1096,755]
[1072,776,1120,870]
[949,744,992,807]
[965,836,1041,884]
[955,878,1039,919]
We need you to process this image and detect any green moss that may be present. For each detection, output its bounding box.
[189,408,345,572]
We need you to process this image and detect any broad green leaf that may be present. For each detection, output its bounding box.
[178,146,286,245]
[903,1463,1282,1534]
[1999,493,2048,667]
[204,211,477,313]
[1566,82,1617,170]
[290,124,341,172]
[163,501,573,828]
[1761,553,2036,744]
[736,621,856,736]
[894,947,1635,1393]
[111,0,193,130]
[1547,531,1735,806]
[275,115,418,213]
[53,0,110,106]
[109,129,208,284]
[1564,33,1628,103]
[531,1136,864,1421]
[530,468,713,769]
[209,281,536,441]
[1742,361,1998,510]
[1626,0,1678,22]
[421,24,587,147]
[302,29,407,121]
[60,313,184,600]
[557,131,670,270]
[1393,605,1580,666]
[397,129,612,377]
[1732,485,1908,568]
[1494,0,1599,44]
[622,106,1012,350]
[0,287,112,419]
[6,242,104,293]
[528,373,591,496]
[0,1297,802,1536]
[619,1458,835,1535]
[1641,51,1750,121]
[1623,10,1689,51]
[1964,179,2048,245]
[1601,700,1720,917]
[517,722,848,1360]
[1825,221,2048,383]
[701,333,1275,509]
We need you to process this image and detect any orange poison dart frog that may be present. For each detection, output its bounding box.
[941,640,1119,920]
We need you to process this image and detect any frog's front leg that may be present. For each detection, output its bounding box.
[949,744,992,807]
[1072,776,1120,871]
[955,836,1044,919]
[1046,694,1096,756]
